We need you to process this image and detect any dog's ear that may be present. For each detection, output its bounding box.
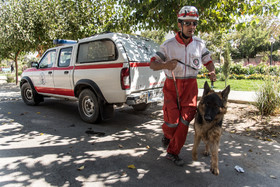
[203,81,211,96]
[221,85,230,101]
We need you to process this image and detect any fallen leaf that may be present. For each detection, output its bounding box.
[146,145,150,149]
[128,164,136,169]
[77,165,85,171]
[230,130,236,134]
[271,135,277,137]
[265,138,272,142]
[37,112,41,114]
[8,112,11,114]
[248,149,253,152]
[270,175,277,179]
[40,133,44,135]
[119,144,123,148]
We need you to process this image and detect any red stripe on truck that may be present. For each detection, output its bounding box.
[35,87,75,96]
[75,63,123,69]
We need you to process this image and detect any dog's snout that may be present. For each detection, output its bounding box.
[204,115,212,122]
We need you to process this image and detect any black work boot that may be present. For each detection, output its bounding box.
[161,136,170,148]
[165,153,184,166]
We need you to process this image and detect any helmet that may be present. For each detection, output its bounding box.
[178,6,199,21]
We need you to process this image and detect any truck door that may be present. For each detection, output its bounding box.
[53,47,74,96]
[34,50,56,93]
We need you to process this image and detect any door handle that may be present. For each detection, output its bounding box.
[64,71,69,74]
[48,71,52,74]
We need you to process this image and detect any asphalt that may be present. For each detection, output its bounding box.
[1,78,280,187]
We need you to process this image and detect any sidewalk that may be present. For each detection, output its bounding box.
[198,89,257,104]
[0,75,7,84]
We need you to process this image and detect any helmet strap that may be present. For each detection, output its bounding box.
[179,20,190,39]
[181,26,190,39]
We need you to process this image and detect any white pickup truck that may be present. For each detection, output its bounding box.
[20,32,165,123]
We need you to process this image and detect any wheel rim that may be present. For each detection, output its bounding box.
[25,88,33,100]
[82,96,95,117]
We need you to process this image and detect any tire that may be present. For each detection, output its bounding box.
[132,103,150,111]
[78,89,101,123]
[21,82,43,106]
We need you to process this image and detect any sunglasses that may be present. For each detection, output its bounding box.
[181,21,198,26]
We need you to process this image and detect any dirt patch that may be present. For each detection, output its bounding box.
[224,103,280,143]
[145,102,280,143]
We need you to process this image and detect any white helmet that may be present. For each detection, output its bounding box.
[178,6,199,21]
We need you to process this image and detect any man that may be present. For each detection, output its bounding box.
[150,6,216,166]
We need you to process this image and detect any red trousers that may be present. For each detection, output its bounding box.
[162,78,197,155]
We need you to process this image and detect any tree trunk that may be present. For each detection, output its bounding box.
[14,50,21,85]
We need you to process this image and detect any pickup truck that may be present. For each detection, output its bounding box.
[20,32,165,123]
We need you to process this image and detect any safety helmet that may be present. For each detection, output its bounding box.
[178,6,199,21]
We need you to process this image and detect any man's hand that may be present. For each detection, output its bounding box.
[208,71,216,82]
[164,59,178,70]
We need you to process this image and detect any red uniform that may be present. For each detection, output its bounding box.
[151,32,212,155]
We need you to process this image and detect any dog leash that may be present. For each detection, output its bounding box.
[156,52,181,110]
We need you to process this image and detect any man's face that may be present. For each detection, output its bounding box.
[178,19,197,37]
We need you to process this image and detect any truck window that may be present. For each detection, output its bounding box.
[117,35,159,62]
[77,39,116,63]
[58,47,72,67]
[39,50,56,68]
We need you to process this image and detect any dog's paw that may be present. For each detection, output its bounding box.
[203,151,210,156]
[210,167,219,176]
[192,154,198,161]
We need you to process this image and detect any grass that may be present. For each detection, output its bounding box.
[197,78,264,91]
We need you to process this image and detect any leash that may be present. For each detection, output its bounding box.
[171,71,180,110]
[156,52,181,110]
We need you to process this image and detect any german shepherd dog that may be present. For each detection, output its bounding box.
[192,81,230,175]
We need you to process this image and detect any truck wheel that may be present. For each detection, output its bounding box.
[21,82,43,106]
[78,89,101,123]
[132,103,150,111]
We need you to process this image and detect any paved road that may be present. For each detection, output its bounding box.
[0,83,279,187]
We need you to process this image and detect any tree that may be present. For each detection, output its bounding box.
[140,29,166,44]
[0,0,35,84]
[222,43,232,87]
[231,16,280,61]
[0,0,125,84]
[118,0,279,33]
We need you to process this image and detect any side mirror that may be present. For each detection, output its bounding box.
[31,62,39,68]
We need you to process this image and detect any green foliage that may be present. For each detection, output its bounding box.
[6,74,15,83]
[230,63,246,74]
[255,75,280,116]
[119,0,279,33]
[140,30,166,44]
[222,43,232,85]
